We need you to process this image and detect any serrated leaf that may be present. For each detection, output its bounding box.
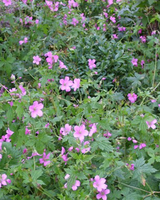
[148,0,156,5]
[31,170,43,181]
[6,108,14,122]
[67,174,76,190]
[133,157,157,181]
[92,137,113,152]
[16,103,24,119]
[82,155,95,162]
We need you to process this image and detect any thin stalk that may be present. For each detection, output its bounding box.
[152,47,157,87]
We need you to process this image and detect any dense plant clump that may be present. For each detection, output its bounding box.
[0,0,160,199]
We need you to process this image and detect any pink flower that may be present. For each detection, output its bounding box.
[72,180,80,190]
[35,19,39,24]
[127,93,137,103]
[129,164,135,171]
[0,174,9,187]
[71,18,79,26]
[112,34,118,39]
[61,147,68,163]
[8,101,13,107]
[141,60,145,68]
[134,145,139,149]
[103,12,108,18]
[6,128,14,137]
[146,119,157,129]
[73,125,88,141]
[151,30,156,35]
[89,123,97,137]
[60,124,72,136]
[23,37,28,43]
[59,61,68,70]
[25,127,31,135]
[131,58,138,66]
[60,76,73,92]
[138,29,142,34]
[108,0,113,5]
[22,0,27,4]
[96,189,110,200]
[72,78,80,91]
[88,59,96,69]
[93,175,107,192]
[140,36,146,43]
[2,0,12,6]
[110,16,116,23]
[29,101,43,118]
[19,41,24,45]
[39,152,51,166]
[103,131,112,138]
[139,143,146,149]
[19,85,26,96]
[33,56,41,65]
[151,99,156,103]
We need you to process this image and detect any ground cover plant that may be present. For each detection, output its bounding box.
[0,0,160,199]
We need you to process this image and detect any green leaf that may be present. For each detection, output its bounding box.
[67,174,76,190]
[16,103,24,119]
[6,108,14,122]
[31,170,43,181]
[148,0,156,5]
[133,157,157,182]
[91,137,113,152]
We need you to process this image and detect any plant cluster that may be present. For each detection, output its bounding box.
[0,0,160,199]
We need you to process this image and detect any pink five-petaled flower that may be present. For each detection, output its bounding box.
[71,18,79,26]
[72,180,80,190]
[93,175,107,192]
[96,189,110,200]
[39,152,51,166]
[29,101,43,118]
[72,78,80,91]
[88,59,96,69]
[33,55,41,65]
[6,128,14,137]
[127,93,137,103]
[108,0,113,5]
[139,143,146,149]
[0,174,11,188]
[60,124,72,136]
[73,125,88,142]
[110,16,116,23]
[146,119,157,129]
[140,36,146,43]
[2,0,12,6]
[89,123,97,137]
[60,76,73,92]
[131,58,138,66]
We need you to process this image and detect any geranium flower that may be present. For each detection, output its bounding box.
[39,152,51,166]
[96,189,110,200]
[29,101,43,118]
[33,55,41,65]
[93,175,107,192]
[0,174,11,188]
[146,119,157,129]
[88,59,96,69]
[2,0,12,6]
[60,124,72,136]
[73,125,88,141]
[131,58,138,66]
[72,78,80,91]
[127,93,137,103]
[72,180,80,190]
[60,76,73,92]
